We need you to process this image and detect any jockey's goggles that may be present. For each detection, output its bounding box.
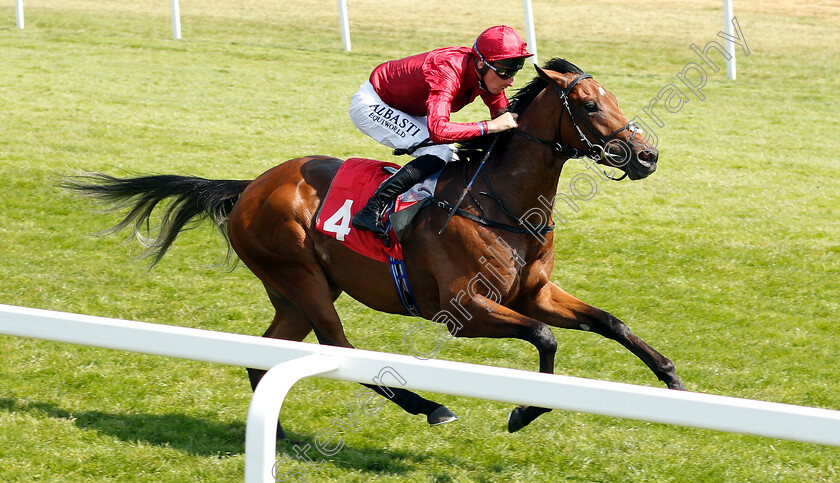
[473,43,526,79]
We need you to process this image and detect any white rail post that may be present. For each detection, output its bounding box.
[244,354,341,483]
[171,0,182,40]
[723,0,735,79]
[522,0,538,65]
[15,0,24,29]
[337,0,351,51]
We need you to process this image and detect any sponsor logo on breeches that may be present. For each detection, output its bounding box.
[368,104,423,138]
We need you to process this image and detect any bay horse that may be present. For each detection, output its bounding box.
[62,58,684,436]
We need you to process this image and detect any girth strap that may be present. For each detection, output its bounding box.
[388,255,422,317]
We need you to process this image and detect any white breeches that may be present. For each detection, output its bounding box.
[349,81,458,162]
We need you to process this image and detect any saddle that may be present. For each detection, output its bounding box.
[315,158,438,262]
[315,158,441,317]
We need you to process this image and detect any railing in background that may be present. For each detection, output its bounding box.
[171,0,181,40]
[9,0,740,77]
[723,0,737,79]
[15,0,23,29]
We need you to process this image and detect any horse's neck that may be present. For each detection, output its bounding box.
[486,102,567,219]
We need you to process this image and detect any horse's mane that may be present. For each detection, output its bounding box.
[456,58,584,162]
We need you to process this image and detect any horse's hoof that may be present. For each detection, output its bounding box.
[427,406,458,426]
[507,406,527,433]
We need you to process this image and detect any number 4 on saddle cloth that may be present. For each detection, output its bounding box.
[315,158,441,316]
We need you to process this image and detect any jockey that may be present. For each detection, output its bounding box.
[349,25,534,244]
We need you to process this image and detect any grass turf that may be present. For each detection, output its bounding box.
[1,0,839,481]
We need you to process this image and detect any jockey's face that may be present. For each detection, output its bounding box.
[481,61,517,94]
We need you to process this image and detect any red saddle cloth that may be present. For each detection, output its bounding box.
[315,158,420,262]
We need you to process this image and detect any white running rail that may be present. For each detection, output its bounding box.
[1,304,839,482]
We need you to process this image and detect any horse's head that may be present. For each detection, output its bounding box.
[530,61,659,180]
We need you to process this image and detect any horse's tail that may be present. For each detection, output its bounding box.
[60,172,251,267]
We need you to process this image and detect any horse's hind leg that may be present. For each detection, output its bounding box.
[246,285,315,440]
[251,261,455,427]
[247,285,315,391]
[283,274,454,425]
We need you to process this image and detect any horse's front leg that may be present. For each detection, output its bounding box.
[515,282,685,391]
[450,301,558,432]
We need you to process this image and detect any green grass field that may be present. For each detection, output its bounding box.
[1,0,839,481]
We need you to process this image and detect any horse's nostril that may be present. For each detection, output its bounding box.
[638,150,658,164]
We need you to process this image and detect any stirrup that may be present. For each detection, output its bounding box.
[356,206,392,248]
[352,200,384,231]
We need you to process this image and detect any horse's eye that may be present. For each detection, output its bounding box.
[585,102,599,113]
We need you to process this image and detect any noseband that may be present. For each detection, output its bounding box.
[514,73,641,181]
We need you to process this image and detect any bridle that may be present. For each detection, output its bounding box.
[513,73,643,181]
[434,72,646,235]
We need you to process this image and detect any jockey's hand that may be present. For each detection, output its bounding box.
[486,112,519,134]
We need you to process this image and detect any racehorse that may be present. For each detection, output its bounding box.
[61,58,684,436]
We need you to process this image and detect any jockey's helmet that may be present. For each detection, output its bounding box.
[472,25,534,76]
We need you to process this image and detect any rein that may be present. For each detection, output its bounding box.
[512,130,594,159]
[434,72,636,234]
[429,196,553,236]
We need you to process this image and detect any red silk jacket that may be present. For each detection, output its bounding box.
[369,46,508,144]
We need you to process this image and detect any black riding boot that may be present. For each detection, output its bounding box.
[351,154,447,246]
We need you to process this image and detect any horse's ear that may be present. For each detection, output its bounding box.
[534,65,564,86]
